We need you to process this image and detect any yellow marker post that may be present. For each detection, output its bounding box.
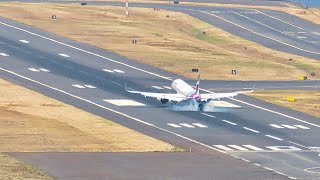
[287,97,295,102]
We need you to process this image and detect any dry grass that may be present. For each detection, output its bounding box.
[0,3,318,80]
[0,153,52,180]
[250,90,320,118]
[0,78,175,152]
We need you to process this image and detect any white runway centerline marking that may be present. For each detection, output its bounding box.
[265,135,283,141]
[222,120,237,126]
[0,53,9,56]
[179,123,195,128]
[28,68,40,72]
[102,69,114,73]
[72,84,86,89]
[243,127,260,133]
[293,125,310,129]
[151,86,164,90]
[59,53,70,57]
[19,40,29,43]
[163,86,172,90]
[270,124,285,129]
[113,69,125,73]
[84,85,96,89]
[167,123,182,128]
[28,68,50,72]
[104,99,146,106]
[192,123,208,128]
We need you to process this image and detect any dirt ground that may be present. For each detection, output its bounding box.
[250,90,320,118]
[0,78,175,152]
[0,153,52,179]
[0,3,318,80]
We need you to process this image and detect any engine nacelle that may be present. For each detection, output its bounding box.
[160,98,169,104]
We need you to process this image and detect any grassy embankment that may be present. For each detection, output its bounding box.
[251,90,320,118]
[0,3,319,80]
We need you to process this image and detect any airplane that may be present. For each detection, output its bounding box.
[127,73,253,111]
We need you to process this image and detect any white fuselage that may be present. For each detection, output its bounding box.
[171,79,196,98]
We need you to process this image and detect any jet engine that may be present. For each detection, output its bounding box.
[160,98,169,104]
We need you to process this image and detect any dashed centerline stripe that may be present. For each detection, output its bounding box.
[167,123,182,128]
[243,127,259,133]
[243,145,263,151]
[179,123,195,128]
[222,120,237,126]
[213,145,233,151]
[228,145,248,151]
[19,40,29,43]
[293,125,310,129]
[0,53,9,56]
[270,124,284,129]
[152,86,164,90]
[113,69,125,73]
[265,135,283,141]
[281,125,297,129]
[59,53,70,57]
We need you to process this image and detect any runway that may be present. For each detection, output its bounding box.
[0,15,320,179]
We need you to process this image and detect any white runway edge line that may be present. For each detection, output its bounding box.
[194,10,320,55]
[1,20,317,130]
[0,67,228,155]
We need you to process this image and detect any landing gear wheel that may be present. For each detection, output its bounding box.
[199,103,204,111]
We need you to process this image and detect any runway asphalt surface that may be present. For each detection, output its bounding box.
[0,15,320,179]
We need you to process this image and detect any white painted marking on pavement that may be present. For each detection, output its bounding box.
[39,68,50,72]
[104,99,146,106]
[254,10,303,30]
[243,127,260,133]
[228,145,248,151]
[192,123,208,128]
[266,146,302,151]
[197,10,320,55]
[72,84,85,89]
[270,124,284,129]
[281,125,298,129]
[201,113,216,118]
[222,120,237,126]
[84,85,96,89]
[113,69,125,73]
[0,53,9,56]
[0,67,230,156]
[28,68,40,72]
[167,123,181,128]
[102,69,114,73]
[151,86,164,90]
[243,145,263,151]
[213,145,233,151]
[265,135,283,141]
[179,123,195,128]
[294,125,310,129]
[59,53,70,57]
[19,40,29,43]
[163,86,172,89]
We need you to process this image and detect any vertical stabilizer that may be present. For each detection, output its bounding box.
[195,73,200,95]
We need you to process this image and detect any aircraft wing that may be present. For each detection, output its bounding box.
[201,90,253,101]
[127,90,187,102]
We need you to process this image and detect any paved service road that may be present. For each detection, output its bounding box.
[0,16,320,179]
